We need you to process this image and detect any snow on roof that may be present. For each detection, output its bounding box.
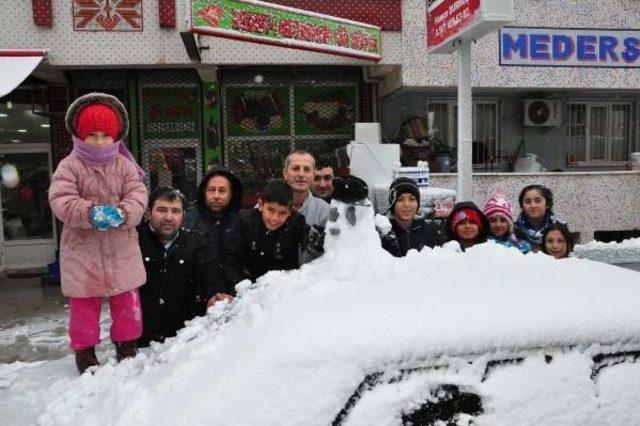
[7,202,640,425]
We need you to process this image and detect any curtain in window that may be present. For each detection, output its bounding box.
[611,105,630,162]
[589,106,607,161]
[569,104,586,162]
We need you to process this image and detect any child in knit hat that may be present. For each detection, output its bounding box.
[48,93,148,374]
[446,201,489,251]
[483,191,531,254]
[378,177,447,257]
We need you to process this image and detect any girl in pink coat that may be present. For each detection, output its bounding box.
[48,93,148,374]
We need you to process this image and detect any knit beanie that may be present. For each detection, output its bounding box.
[483,191,514,224]
[75,104,121,142]
[451,208,484,233]
[388,177,420,211]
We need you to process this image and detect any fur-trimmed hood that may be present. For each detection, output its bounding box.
[65,92,129,141]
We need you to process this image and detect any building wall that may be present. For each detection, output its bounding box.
[0,0,191,66]
[401,0,640,89]
[0,0,403,67]
[428,171,640,242]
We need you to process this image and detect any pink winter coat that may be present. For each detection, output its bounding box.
[49,153,148,298]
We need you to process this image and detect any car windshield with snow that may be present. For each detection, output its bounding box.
[2,199,640,426]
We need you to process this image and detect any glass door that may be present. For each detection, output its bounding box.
[0,144,56,269]
[141,140,202,208]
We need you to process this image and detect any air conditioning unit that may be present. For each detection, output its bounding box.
[523,99,562,127]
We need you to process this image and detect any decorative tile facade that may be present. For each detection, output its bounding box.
[1,0,190,65]
[73,0,143,32]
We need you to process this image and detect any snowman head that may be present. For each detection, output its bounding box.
[324,198,379,252]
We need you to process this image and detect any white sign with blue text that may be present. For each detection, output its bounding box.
[500,27,640,67]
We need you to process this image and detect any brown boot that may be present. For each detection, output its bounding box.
[115,340,138,362]
[75,346,99,374]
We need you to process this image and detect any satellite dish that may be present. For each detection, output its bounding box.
[527,101,551,125]
[1,164,19,188]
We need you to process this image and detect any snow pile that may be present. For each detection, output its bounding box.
[574,237,640,264]
[2,200,640,425]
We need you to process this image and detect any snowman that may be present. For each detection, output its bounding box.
[324,176,386,254]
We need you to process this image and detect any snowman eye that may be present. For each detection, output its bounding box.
[329,207,339,222]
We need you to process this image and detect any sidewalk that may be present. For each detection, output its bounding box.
[0,273,68,363]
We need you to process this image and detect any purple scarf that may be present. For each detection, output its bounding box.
[72,135,145,179]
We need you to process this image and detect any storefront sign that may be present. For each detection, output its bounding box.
[426,0,512,54]
[141,86,201,140]
[191,0,381,61]
[500,27,640,67]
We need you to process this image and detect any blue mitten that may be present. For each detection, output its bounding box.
[91,205,125,231]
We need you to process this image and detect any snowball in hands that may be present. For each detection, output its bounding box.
[91,205,125,231]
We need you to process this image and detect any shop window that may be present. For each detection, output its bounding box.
[568,102,632,164]
[223,81,359,201]
[0,103,50,145]
[426,100,501,165]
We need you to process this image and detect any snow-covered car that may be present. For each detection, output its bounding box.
[3,200,640,426]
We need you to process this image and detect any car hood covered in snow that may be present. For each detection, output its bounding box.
[3,202,640,425]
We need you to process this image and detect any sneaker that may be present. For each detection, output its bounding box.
[75,346,99,374]
[115,340,138,362]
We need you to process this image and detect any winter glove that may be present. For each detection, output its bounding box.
[303,226,325,252]
[91,205,125,231]
[300,226,325,263]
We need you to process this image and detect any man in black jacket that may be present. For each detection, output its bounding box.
[223,182,323,285]
[184,167,243,306]
[137,188,221,347]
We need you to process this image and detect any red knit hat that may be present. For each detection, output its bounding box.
[451,208,484,232]
[75,104,121,142]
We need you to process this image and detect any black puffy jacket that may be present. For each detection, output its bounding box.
[137,224,223,347]
[381,218,448,257]
[223,208,323,285]
[183,167,243,296]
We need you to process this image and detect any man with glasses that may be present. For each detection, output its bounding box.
[137,187,221,347]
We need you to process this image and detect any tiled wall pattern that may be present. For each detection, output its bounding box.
[1,0,191,65]
[402,0,640,89]
[264,0,402,31]
[428,172,640,242]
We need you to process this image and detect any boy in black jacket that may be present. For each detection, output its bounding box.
[223,182,323,286]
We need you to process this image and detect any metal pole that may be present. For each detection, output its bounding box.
[457,39,473,202]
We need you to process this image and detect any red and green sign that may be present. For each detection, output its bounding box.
[191,0,381,61]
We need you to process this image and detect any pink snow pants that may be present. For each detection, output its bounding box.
[69,289,142,351]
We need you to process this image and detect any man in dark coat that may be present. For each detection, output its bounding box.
[138,188,221,347]
[184,167,243,306]
[380,177,448,257]
[223,182,323,285]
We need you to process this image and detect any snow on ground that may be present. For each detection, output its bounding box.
[2,201,640,425]
[0,307,112,364]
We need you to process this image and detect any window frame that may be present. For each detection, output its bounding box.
[567,100,634,166]
[426,98,502,166]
